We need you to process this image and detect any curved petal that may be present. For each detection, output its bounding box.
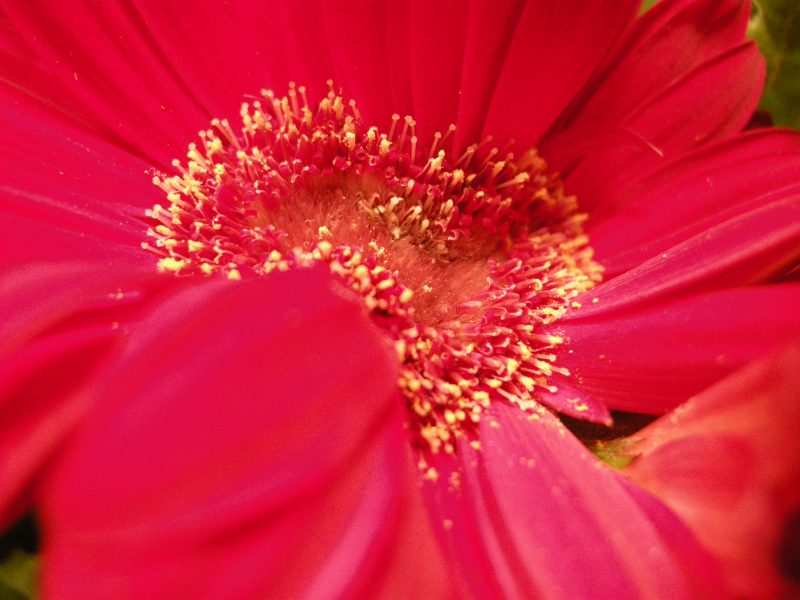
[0,68,161,252]
[0,0,211,167]
[360,449,458,599]
[135,0,293,121]
[0,157,153,265]
[0,94,160,209]
[554,42,764,213]
[587,129,800,277]
[549,0,751,140]
[614,42,762,152]
[0,326,115,531]
[406,1,470,142]
[626,346,800,599]
[37,269,446,598]
[481,0,639,151]
[0,262,166,530]
[451,1,525,150]
[425,403,723,598]
[551,285,800,413]
[572,192,800,315]
[543,0,753,174]
[0,211,149,272]
[0,262,156,361]
[537,376,613,425]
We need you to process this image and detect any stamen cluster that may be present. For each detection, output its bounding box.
[145,82,602,457]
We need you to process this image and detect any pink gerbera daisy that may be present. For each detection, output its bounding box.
[1,0,799,597]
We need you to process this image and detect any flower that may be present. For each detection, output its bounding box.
[2,0,800,597]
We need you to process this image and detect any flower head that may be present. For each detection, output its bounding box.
[145,81,602,457]
[2,0,800,597]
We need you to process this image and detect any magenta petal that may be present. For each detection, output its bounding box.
[553,285,800,413]
[0,212,149,269]
[142,0,292,118]
[0,262,161,529]
[537,375,612,425]
[613,42,762,157]
[544,0,753,180]
[0,262,152,361]
[38,269,420,598]
[0,326,115,530]
[427,403,723,598]
[317,1,393,128]
[0,85,161,208]
[574,192,800,314]
[626,346,800,598]
[555,0,751,139]
[482,0,638,150]
[0,96,157,260]
[451,1,525,150]
[0,0,210,166]
[588,129,800,277]
[406,1,469,142]
[554,42,764,214]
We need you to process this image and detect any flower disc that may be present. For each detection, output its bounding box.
[146,82,602,458]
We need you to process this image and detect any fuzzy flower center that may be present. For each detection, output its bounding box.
[144,82,602,460]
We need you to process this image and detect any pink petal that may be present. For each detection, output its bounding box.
[626,346,800,598]
[587,129,800,277]
[544,0,752,175]
[0,262,153,360]
[145,0,296,115]
[537,375,613,425]
[406,1,470,142]
[383,0,414,118]
[557,42,764,213]
[552,286,800,413]
[1,162,152,266]
[261,1,335,100]
[0,93,160,211]
[0,212,149,269]
[0,262,162,529]
[0,70,160,255]
[0,325,115,530]
[615,42,762,155]
[360,452,458,599]
[426,402,723,598]
[451,1,525,150]
[38,269,443,597]
[573,192,800,315]
[0,0,210,166]
[317,1,394,129]
[482,0,639,151]
[551,0,750,134]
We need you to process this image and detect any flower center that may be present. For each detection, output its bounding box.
[144,82,602,459]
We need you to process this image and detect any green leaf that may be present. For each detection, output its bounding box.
[640,0,659,13]
[749,0,800,130]
[0,552,37,600]
[590,439,637,469]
